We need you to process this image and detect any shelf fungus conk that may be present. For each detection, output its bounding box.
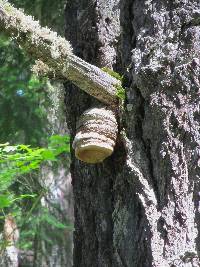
[72,107,118,164]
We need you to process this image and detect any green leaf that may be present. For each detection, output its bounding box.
[18,144,31,152]
[41,149,56,161]
[0,194,13,208]
[101,67,123,81]
[40,211,74,230]
[116,85,126,100]
[11,194,37,203]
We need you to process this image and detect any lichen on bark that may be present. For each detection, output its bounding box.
[1,0,200,266]
[65,0,200,266]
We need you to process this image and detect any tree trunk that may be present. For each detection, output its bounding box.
[32,82,73,267]
[65,1,200,267]
[0,215,19,267]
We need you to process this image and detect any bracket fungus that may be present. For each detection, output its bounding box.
[72,107,118,164]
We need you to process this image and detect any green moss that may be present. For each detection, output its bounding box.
[115,85,125,101]
[101,67,123,81]
[101,67,125,100]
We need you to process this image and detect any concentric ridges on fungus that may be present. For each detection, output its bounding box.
[73,107,118,164]
[79,107,117,121]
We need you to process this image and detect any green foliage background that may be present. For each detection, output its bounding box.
[0,136,71,251]
[0,0,67,145]
[0,0,72,257]
[10,0,66,35]
[0,35,48,145]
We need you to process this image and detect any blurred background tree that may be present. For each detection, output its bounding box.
[0,1,73,266]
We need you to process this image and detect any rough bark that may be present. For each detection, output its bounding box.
[0,0,199,266]
[65,1,200,267]
[64,1,120,267]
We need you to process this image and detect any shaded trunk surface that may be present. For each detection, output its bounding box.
[65,0,200,266]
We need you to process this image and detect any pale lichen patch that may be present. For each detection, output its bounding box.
[32,60,54,77]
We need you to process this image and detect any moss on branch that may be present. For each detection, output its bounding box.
[102,67,125,101]
[0,0,120,106]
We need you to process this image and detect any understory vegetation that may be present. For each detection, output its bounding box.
[0,0,73,260]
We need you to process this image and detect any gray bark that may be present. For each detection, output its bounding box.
[0,246,19,267]
[0,0,199,266]
[0,215,19,267]
[65,1,200,267]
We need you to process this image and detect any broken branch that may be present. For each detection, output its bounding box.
[0,1,120,105]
